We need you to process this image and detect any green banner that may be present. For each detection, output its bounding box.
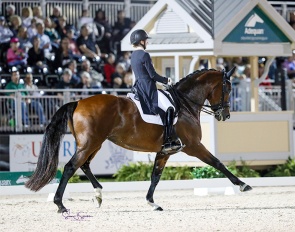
[223,6,290,43]
[0,171,62,186]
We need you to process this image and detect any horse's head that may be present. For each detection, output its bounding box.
[207,67,235,121]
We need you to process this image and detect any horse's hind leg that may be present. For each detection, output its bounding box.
[186,144,252,191]
[146,152,170,211]
[54,149,90,213]
[80,152,103,208]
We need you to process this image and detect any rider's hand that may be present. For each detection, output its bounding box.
[167,77,173,86]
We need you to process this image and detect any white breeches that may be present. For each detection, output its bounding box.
[157,90,175,112]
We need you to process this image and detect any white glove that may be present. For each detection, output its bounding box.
[167,77,173,86]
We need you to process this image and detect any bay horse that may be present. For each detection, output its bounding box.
[25,67,252,213]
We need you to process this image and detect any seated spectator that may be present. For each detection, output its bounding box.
[50,6,62,29]
[27,18,38,39]
[119,71,133,95]
[17,26,33,53]
[6,37,27,67]
[5,69,30,127]
[21,7,33,28]
[0,16,14,44]
[77,9,94,31]
[27,36,46,72]
[76,25,103,60]
[9,15,22,36]
[24,73,46,126]
[67,60,81,86]
[44,17,60,49]
[111,63,126,88]
[118,51,131,71]
[56,16,71,39]
[81,59,104,88]
[36,22,52,57]
[55,68,75,100]
[103,53,116,87]
[5,4,16,26]
[75,71,97,96]
[66,27,80,55]
[53,37,74,70]
[32,6,44,23]
[94,9,113,54]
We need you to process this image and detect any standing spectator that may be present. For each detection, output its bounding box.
[27,36,46,71]
[53,37,74,70]
[5,5,16,25]
[27,18,38,39]
[50,6,62,28]
[0,16,14,44]
[21,7,33,28]
[24,73,46,126]
[68,60,81,86]
[103,53,116,87]
[9,15,22,36]
[6,37,27,67]
[81,59,104,88]
[76,25,102,60]
[5,69,30,127]
[36,22,52,57]
[94,9,112,54]
[17,26,33,53]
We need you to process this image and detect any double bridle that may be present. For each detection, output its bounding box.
[171,71,231,118]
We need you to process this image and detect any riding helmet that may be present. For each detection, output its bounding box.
[130,29,151,45]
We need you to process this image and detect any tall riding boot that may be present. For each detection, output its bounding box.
[161,107,184,154]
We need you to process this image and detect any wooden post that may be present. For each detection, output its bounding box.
[250,56,259,112]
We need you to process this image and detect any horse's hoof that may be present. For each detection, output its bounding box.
[95,197,102,208]
[240,184,253,192]
[57,207,68,213]
[154,206,163,211]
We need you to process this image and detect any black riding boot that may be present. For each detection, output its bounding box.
[161,107,184,154]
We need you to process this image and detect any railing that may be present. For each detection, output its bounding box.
[0,81,294,133]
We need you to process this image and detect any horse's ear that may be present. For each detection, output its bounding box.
[226,66,236,80]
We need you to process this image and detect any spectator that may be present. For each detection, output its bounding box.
[66,27,80,55]
[44,17,60,49]
[50,6,62,28]
[36,22,52,57]
[67,60,81,86]
[283,54,295,79]
[17,26,33,53]
[5,4,16,25]
[0,16,14,44]
[118,51,131,71]
[6,37,27,67]
[94,9,112,54]
[75,71,96,96]
[27,18,38,39]
[32,6,44,23]
[55,68,75,100]
[24,73,46,126]
[9,15,22,36]
[27,36,46,71]
[76,24,102,60]
[21,7,33,28]
[81,59,104,88]
[119,71,133,95]
[103,53,116,87]
[5,69,30,127]
[77,9,94,31]
[111,63,126,89]
[53,37,74,70]
[56,16,71,39]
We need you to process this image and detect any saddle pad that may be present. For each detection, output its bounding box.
[127,93,178,126]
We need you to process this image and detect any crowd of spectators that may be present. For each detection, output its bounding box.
[0,4,135,94]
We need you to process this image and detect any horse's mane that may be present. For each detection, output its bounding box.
[174,68,218,88]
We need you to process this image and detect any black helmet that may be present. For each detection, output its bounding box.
[130,29,151,45]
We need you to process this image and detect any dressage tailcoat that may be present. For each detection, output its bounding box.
[131,49,168,115]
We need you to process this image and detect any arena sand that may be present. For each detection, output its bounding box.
[0,186,294,232]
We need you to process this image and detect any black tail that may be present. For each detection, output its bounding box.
[25,101,78,191]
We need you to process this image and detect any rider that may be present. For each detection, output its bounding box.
[130,29,183,154]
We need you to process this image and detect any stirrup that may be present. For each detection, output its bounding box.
[161,138,185,154]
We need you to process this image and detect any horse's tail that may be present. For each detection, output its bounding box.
[25,101,78,191]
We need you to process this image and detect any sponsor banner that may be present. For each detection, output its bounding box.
[9,134,133,175]
[0,171,61,186]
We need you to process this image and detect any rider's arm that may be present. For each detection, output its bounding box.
[143,52,168,84]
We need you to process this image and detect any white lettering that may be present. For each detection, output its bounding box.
[0,180,11,186]
[244,27,264,36]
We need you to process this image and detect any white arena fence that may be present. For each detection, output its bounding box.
[0,80,294,133]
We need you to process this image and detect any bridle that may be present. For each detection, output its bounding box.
[172,70,231,118]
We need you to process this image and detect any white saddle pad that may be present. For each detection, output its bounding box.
[127,92,178,126]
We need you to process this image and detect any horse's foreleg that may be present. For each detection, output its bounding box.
[146,152,170,211]
[54,151,88,213]
[80,157,103,208]
[185,144,252,192]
